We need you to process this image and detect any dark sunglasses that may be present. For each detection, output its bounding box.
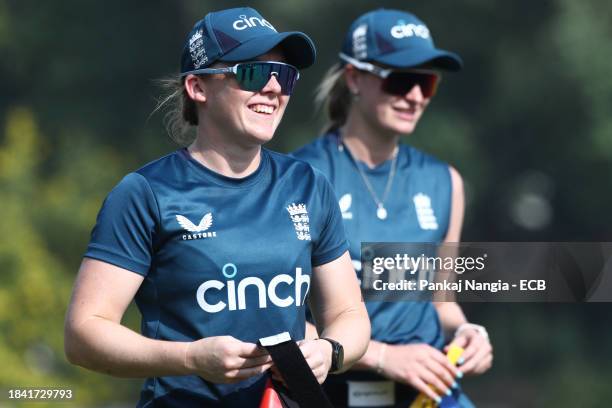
[181,61,300,95]
[339,53,440,98]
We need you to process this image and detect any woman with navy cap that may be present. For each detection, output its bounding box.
[64,7,369,407]
[294,9,492,407]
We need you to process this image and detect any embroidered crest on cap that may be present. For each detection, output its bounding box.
[189,29,208,69]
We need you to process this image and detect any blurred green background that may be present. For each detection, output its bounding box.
[1,0,611,406]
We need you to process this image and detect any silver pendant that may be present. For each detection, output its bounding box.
[376,206,387,220]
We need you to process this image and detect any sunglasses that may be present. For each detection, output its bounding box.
[181,61,300,95]
[339,53,440,98]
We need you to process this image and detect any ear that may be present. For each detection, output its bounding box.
[344,65,361,95]
[184,74,207,103]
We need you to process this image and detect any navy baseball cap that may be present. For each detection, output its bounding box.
[181,7,316,74]
[341,9,462,71]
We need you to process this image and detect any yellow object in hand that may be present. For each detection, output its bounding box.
[446,344,464,365]
[408,344,464,408]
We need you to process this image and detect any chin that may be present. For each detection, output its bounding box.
[245,128,276,145]
[395,123,418,135]
[381,120,418,136]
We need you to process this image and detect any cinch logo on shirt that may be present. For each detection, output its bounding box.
[196,266,310,313]
[176,212,217,240]
[339,193,353,219]
[232,14,276,31]
[287,203,311,241]
[390,21,430,40]
[413,193,438,230]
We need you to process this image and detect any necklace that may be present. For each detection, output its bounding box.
[341,142,398,220]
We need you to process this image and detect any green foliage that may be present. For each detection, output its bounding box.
[554,0,612,156]
[0,108,141,405]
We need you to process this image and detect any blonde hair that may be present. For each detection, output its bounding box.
[315,63,352,134]
[151,76,198,146]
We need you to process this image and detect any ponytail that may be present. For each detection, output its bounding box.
[315,63,352,134]
[151,76,198,146]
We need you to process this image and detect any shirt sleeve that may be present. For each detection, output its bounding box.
[84,172,159,276]
[311,170,349,266]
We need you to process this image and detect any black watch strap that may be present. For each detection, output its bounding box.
[319,337,343,373]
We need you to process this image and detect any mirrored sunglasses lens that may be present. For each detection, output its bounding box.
[236,63,298,95]
[236,63,270,92]
[383,72,439,97]
[274,64,298,95]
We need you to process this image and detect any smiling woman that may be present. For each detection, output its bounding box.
[184,50,292,152]
[292,8,492,408]
[157,50,295,150]
[63,6,370,408]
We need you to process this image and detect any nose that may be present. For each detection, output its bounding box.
[404,84,425,102]
[260,73,283,94]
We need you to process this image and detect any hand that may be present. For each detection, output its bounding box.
[378,343,459,401]
[446,329,493,375]
[299,339,333,384]
[270,339,332,385]
[185,336,273,383]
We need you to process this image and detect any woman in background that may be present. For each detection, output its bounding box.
[294,8,492,407]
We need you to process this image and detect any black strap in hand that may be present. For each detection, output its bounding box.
[259,332,334,408]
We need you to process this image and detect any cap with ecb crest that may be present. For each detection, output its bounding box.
[181,7,316,75]
[341,8,462,71]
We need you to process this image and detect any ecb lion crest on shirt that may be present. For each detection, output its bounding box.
[286,203,311,241]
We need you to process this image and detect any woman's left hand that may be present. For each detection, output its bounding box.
[446,329,493,376]
[299,339,333,383]
[270,339,332,385]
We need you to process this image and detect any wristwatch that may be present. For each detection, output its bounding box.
[319,337,344,373]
